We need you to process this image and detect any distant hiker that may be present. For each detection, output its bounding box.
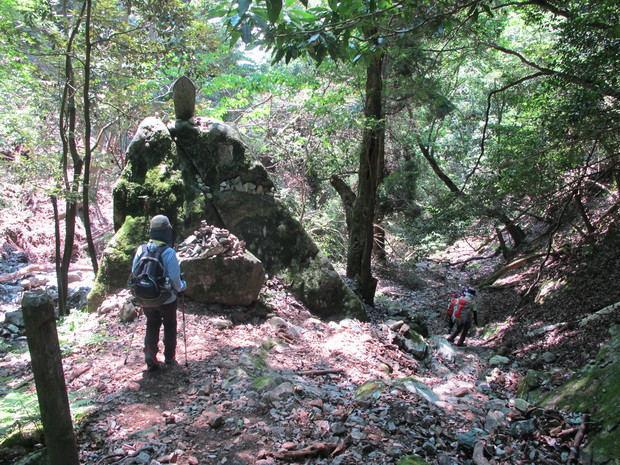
[446,287,466,333]
[447,287,478,346]
[130,215,186,370]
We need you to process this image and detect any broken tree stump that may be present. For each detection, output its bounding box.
[22,291,79,465]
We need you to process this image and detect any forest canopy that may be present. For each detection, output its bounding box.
[0,0,618,309]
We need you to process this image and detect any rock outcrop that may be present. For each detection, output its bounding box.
[88,110,366,321]
[177,222,265,306]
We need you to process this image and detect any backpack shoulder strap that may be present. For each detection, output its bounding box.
[152,244,169,261]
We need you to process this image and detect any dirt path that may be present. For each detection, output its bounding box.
[1,247,584,465]
[59,273,576,465]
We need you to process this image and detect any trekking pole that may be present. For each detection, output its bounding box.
[180,292,188,367]
[123,306,142,365]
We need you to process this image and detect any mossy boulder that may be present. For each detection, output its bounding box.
[543,324,620,465]
[212,190,317,271]
[112,117,206,234]
[515,369,549,403]
[212,190,366,319]
[89,116,367,320]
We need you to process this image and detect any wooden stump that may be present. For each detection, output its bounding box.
[22,291,79,465]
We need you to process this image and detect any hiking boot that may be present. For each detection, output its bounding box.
[145,352,161,371]
[456,341,466,347]
[165,358,178,366]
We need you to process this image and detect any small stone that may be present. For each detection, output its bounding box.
[97,300,116,315]
[510,419,536,437]
[541,351,556,363]
[422,441,437,454]
[212,318,233,330]
[513,398,530,412]
[183,235,197,245]
[457,429,484,450]
[485,410,507,432]
[454,387,470,397]
[205,411,224,428]
[385,446,402,456]
[489,355,510,366]
[5,311,25,327]
[331,422,347,436]
[133,451,151,464]
[5,324,20,334]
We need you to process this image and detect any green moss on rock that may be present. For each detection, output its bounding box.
[397,455,430,465]
[87,216,148,312]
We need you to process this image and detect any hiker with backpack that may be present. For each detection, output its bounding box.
[446,287,478,346]
[445,287,466,333]
[130,215,186,370]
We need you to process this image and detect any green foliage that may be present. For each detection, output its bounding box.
[0,388,96,442]
[0,390,40,439]
[57,310,109,355]
[0,0,617,284]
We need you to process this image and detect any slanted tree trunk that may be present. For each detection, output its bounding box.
[22,292,79,465]
[486,208,526,247]
[575,190,595,234]
[495,226,509,259]
[418,141,460,193]
[330,174,355,232]
[417,137,527,247]
[347,51,384,305]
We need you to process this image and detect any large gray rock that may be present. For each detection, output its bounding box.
[180,252,265,305]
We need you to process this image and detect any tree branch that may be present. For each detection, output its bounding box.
[486,44,619,99]
[463,72,545,191]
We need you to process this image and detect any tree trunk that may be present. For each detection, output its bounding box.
[347,52,384,305]
[82,0,99,275]
[575,190,595,234]
[495,226,508,259]
[486,208,526,247]
[22,292,80,465]
[57,4,86,315]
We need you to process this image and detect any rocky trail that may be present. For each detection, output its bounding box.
[0,244,588,465]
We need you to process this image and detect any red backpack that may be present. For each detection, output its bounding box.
[448,297,469,320]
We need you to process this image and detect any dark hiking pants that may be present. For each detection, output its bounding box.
[448,319,471,345]
[144,300,177,362]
